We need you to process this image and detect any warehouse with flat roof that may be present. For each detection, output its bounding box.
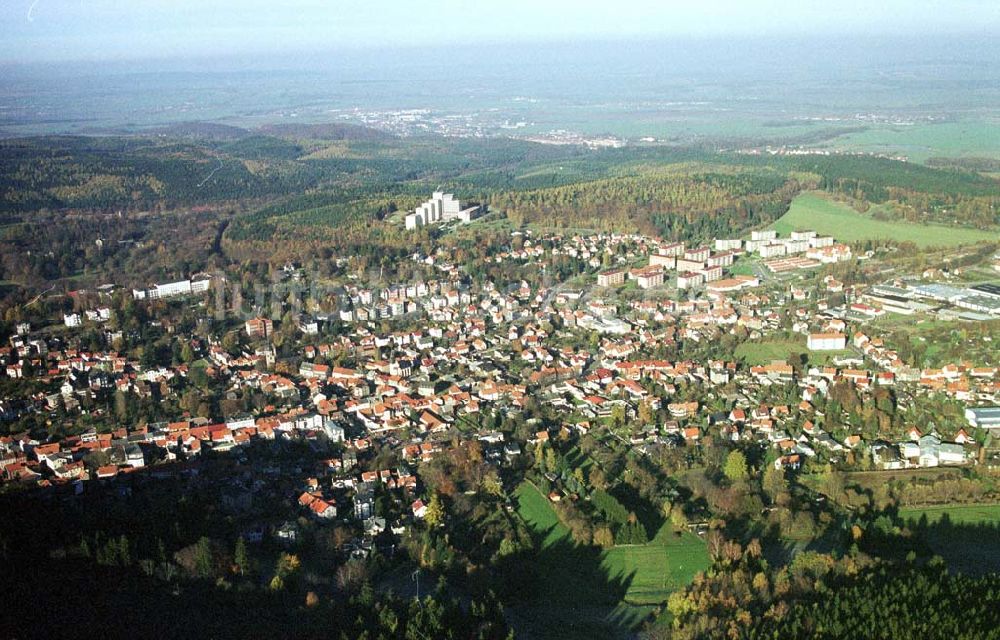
[970,283,1000,299]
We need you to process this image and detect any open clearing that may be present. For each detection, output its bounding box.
[512,482,709,639]
[899,503,1000,576]
[900,503,1000,527]
[771,192,996,248]
[602,525,712,606]
[735,338,854,366]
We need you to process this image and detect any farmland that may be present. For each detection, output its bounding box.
[814,121,1000,164]
[770,192,997,248]
[512,482,710,639]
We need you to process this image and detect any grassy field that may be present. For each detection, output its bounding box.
[512,482,709,639]
[900,503,1000,526]
[602,525,711,606]
[735,339,804,365]
[869,316,954,333]
[899,503,1000,575]
[735,338,854,366]
[869,315,1000,367]
[770,192,997,248]
[728,260,758,276]
[814,121,1000,163]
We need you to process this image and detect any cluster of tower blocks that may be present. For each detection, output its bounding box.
[404,192,481,230]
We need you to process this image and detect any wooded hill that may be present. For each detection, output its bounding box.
[0,127,996,288]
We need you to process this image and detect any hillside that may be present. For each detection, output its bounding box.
[771,192,998,248]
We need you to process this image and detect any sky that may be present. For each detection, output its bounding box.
[1,0,998,64]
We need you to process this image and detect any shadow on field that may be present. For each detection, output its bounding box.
[510,488,638,640]
[905,512,1000,576]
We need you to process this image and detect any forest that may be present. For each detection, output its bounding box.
[1,128,996,300]
[661,551,1000,640]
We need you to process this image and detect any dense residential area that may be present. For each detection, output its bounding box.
[5,0,1000,634]
[1,160,999,636]
[3,225,997,493]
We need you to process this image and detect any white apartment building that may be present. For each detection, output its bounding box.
[405,192,481,230]
[132,277,212,300]
[715,238,743,251]
[807,332,847,351]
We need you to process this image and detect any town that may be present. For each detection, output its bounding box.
[4,5,1000,636]
[3,204,998,569]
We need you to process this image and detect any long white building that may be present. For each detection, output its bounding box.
[132,276,212,300]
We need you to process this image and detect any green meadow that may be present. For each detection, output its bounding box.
[900,503,1000,527]
[816,121,1000,163]
[771,192,997,248]
[735,337,854,366]
[900,503,1000,576]
[512,482,710,639]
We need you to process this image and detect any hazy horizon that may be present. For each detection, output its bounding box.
[1,33,998,150]
[1,0,998,64]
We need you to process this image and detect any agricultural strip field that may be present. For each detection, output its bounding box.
[771,192,997,248]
